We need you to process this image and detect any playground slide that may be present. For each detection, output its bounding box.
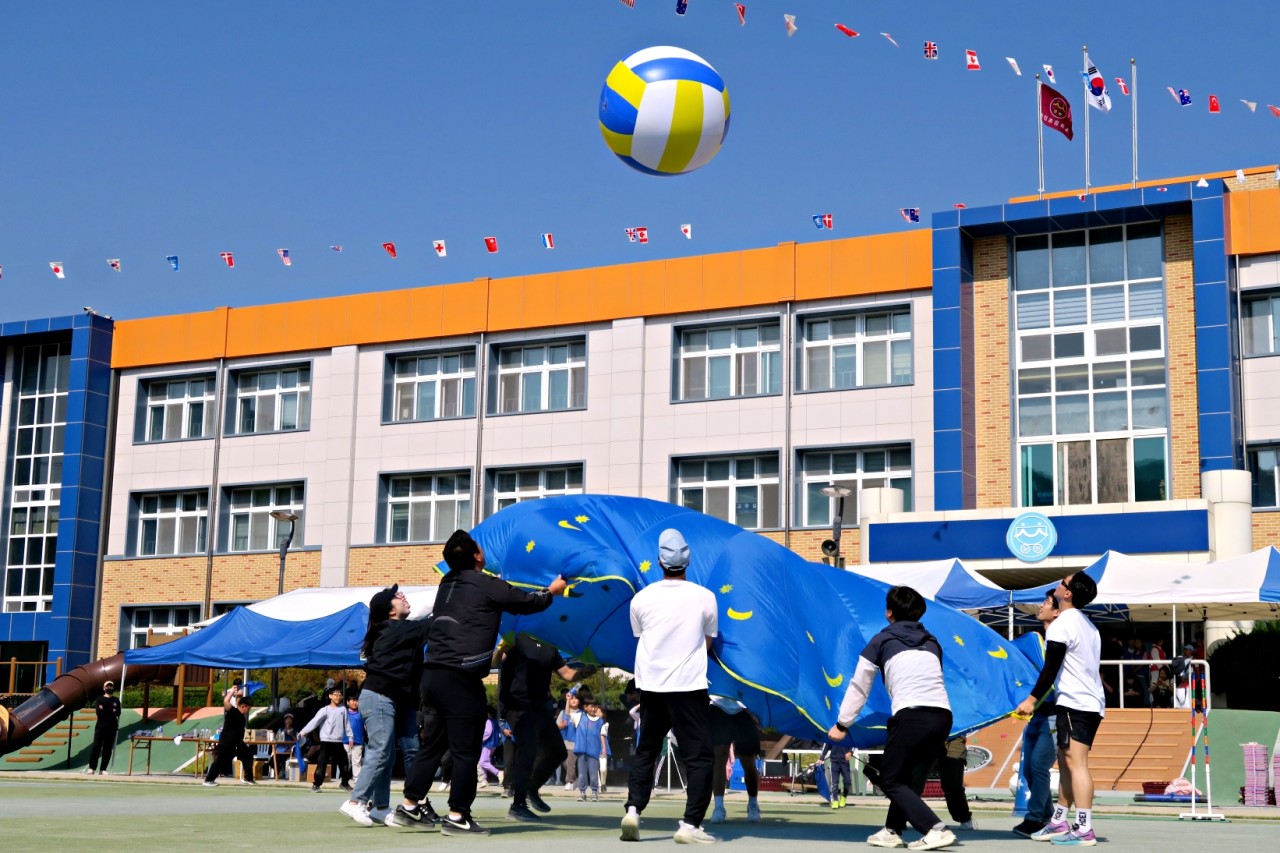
[0,652,175,757]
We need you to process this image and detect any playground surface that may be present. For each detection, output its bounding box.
[3,775,1277,851]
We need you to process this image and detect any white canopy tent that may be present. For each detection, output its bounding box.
[194,585,437,626]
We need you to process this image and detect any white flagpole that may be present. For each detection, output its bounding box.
[1037,75,1045,198]
[1082,45,1090,194]
[1131,58,1139,186]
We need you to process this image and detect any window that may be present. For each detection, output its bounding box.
[136,491,209,555]
[143,375,216,441]
[1013,223,1169,506]
[674,454,780,529]
[1243,291,1280,356]
[494,341,586,414]
[389,351,476,422]
[1250,447,1280,508]
[799,309,912,391]
[490,465,584,515]
[676,322,781,401]
[124,605,200,650]
[233,365,311,434]
[4,343,69,613]
[798,447,913,526]
[386,472,472,542]
[227,484,304,552]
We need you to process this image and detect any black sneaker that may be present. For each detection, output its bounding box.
[441,815,491,836]
[390,804,439,829]
[310,785,323,793]
[506,803,542,822]
[1013,818,1046,838]
[340,782,353,792]
[527,791,552,813]
[418,801,442,823]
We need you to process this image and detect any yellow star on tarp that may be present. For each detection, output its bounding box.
[526,540,535,553]
[719,584,733,594]
[953,635,965,646]
[575,514,590,523]
[639,560,652,573]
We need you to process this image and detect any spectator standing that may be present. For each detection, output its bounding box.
[274,713,298,780]
[479,708,503,786]
[708,697,762,823]
[620,528,718,845]
[1015,572,1106,846]
[819,741,852,808]
[300,685,353,792]
[344,693,364,785]
[86,680,122,775]
[203,688,257,786]
[1012,591,1060,838]
[559,688,583,790]
[827,585,956,852]
[575,696,608,801]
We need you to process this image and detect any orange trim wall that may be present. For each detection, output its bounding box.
[112,232,931,368]
[1007,165,1278,203]
[1226,186,1280,255]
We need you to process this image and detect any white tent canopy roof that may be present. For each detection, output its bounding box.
[196,585,437,626]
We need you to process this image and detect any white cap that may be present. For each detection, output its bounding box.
[658,528,690,569]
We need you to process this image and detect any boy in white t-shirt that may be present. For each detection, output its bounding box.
[1015,572,1104,847]
[620,528,718,845]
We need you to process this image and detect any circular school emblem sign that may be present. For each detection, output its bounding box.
[1006,512,1057,563]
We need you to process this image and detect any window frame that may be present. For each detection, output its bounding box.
[227,362,312,436]
[122,604,201,650]
[382,470,474,543]
[133,489,210,557]
[1242,288,1280,358]
[383,348,478,423]
[137,372,217,444]
[223,483,305,553]
[671,452,782,531]
[1248,445,1280,509]
[489,338,588,416]
[672,319,783,403]
[794,445,914,528]
[486,464,585,517]
[795,306,914,393]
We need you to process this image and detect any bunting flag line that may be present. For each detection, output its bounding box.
[1043,65,1056,84]
[1169,87,1192,106]
[1040,82,1074,140]
[899,208,921,223]
[1197,178,1210,188]
[1115,77,1130,96]
[618,0,634,6]
[219,251,235,268]
[812,213,834,229]
[1209,95,1221,114]
[625,227,637,243]
[636,226,650,244]
[1237,169,1247,182]
[1155,187,1168,193]
[330,245,344,252]
[880,33,898,47]
[965,49,980,70]
[0,265,4,280]
[1269,105,1280,118]
[107,258,121,271]
[676,0,688,15]
[680,223,692,239]
[49,262,65,279]
[167,255,180,271]
[542,233,555,249]
[1006,57,1021,76]
[277,248,291,266]
[923,41,937,59]
[1242,100,1257,112]
[734,3,745,26]
[433,240,447,257]
[1082,53,1111,111]
[784,14,797,37]
[382,242,397,258]
[485,236,499,253]
[835,24,858,38]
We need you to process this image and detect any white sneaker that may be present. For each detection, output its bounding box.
[867,827,906,848]
[674,821,717,844]
[620,808,640,842]
[565,782,574,791]
[710,804,727,823]
[368,806,392,825]
[958,819,977,830]
[340,800,374,827]
[907,828,957,850]
[747,802,761,823]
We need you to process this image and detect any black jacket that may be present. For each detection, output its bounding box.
[426,570,555,675]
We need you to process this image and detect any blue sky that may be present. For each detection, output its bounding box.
[3,1,1276,322]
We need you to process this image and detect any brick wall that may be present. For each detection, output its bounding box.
[1252,512,1280,549]
[757,528,863,564]
[1164,214,1201,499]
[1224,172,1279,193]
[348,545,446,587]
[972,237,1012,508]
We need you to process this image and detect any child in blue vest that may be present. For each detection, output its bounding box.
[574,697,608,801]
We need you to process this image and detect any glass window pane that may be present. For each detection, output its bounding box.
[1130,358,1166,387]
[735,353,758,396]
[1129,281,1164,319]
[1054,288,1087,326]
[759,483,779,528]
[1126,221,1163,280]
[522,346,545,367]
[708,356,731,398]
[433,501,455,541]
[499,374,519,412]
[1021,335,1051,361]
[522,372,542,411]
[1091,285,1126,323]
[1132,388,1167,429]
[706,459,732,481]
[1015,235,1050,291]
[863,341,888,386]
[1092,362,1127,390]
[1134,437,1167,501]
[1052,231,1087,287]
[707,328,733,350]
[1251,449,1278,507]
[865,314,890,335]
[736,326,758,347]
[1016,292,1051,330]
[806,347,831,391]
[1054,333,1084,359]
[807,321,829,342]
[683,356,707,399]
[1020,444,1054,507]
[734,486,758,529]
[410,502,431,541]
[1089,226,1125,283]
[1059,441,1094,505]
[735,458,755,480]
[705,487,730,521]
[545,469,567,491]
[280,393,298,430]
[1055,363,1089,392]
[1019,397,1052,437]
[1097,439,1130,503]
[1129,326,1162,352]
[1094,391,1129,431]
[1018,367,1051,395]
[1056,394,1090,434]
[249,513,269,550]
[681,488,703,513]
[1095,327,1128,356]
[683,330,707,352]
[548,370,569,409]
[440,379,458,418]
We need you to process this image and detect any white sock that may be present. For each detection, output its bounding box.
[714,795,724,809]
[1051,804,1068,824]
[627,806,638,816]
[1076,809,1091,833]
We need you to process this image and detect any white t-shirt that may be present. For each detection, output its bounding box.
[710,696,746,714]
[630,578,718,692]
[1044,608,1105,716]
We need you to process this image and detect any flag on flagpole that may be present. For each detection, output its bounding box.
[783,14,797,37]
[108,258,121,271]
[953,203,967,210]
[1043,65,1056,83]
[1208,95,1221,114]
[680,224,692,239]
[1082,53,1111,111]
[965,49,980,70]
[277,249,291,266]
[923,41,937,59]
[1040,82,1074,140]
[1006,57,1022,75]
[1241,100,1257,112]
[220,252,235,268]
[636,226,649,244]
[382,242,397,258]
[330,245,344,252]
[541,233,555,249]
[49,262,65,279]
[880,33,898,47]
[734,3,745,25]
[167,255,180,271]
[899,208,921,223]
[484,236,499,253]
[433,240,447,257]
[835,24,858,37]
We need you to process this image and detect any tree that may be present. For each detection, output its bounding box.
[1206,621,1280,711]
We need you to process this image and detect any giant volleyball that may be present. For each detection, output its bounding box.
[598,46,730,176]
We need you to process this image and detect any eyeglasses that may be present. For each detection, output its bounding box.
[394,592,407,601]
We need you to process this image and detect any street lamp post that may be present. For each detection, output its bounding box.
[268,510,299,710]
[819,484,853,568]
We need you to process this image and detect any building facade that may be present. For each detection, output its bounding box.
[91,165,1280,657]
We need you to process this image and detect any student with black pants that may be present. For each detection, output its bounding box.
[87,680,122,774]
[204,688,256,786]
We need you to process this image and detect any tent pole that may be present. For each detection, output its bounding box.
[1007,600,1014,641]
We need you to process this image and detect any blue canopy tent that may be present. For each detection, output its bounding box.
[852,558,1015,610]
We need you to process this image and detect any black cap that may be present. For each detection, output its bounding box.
[369,584,399,622]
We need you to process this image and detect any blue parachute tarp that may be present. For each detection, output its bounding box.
[123,602,369,668]
[451,495,1040,747]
